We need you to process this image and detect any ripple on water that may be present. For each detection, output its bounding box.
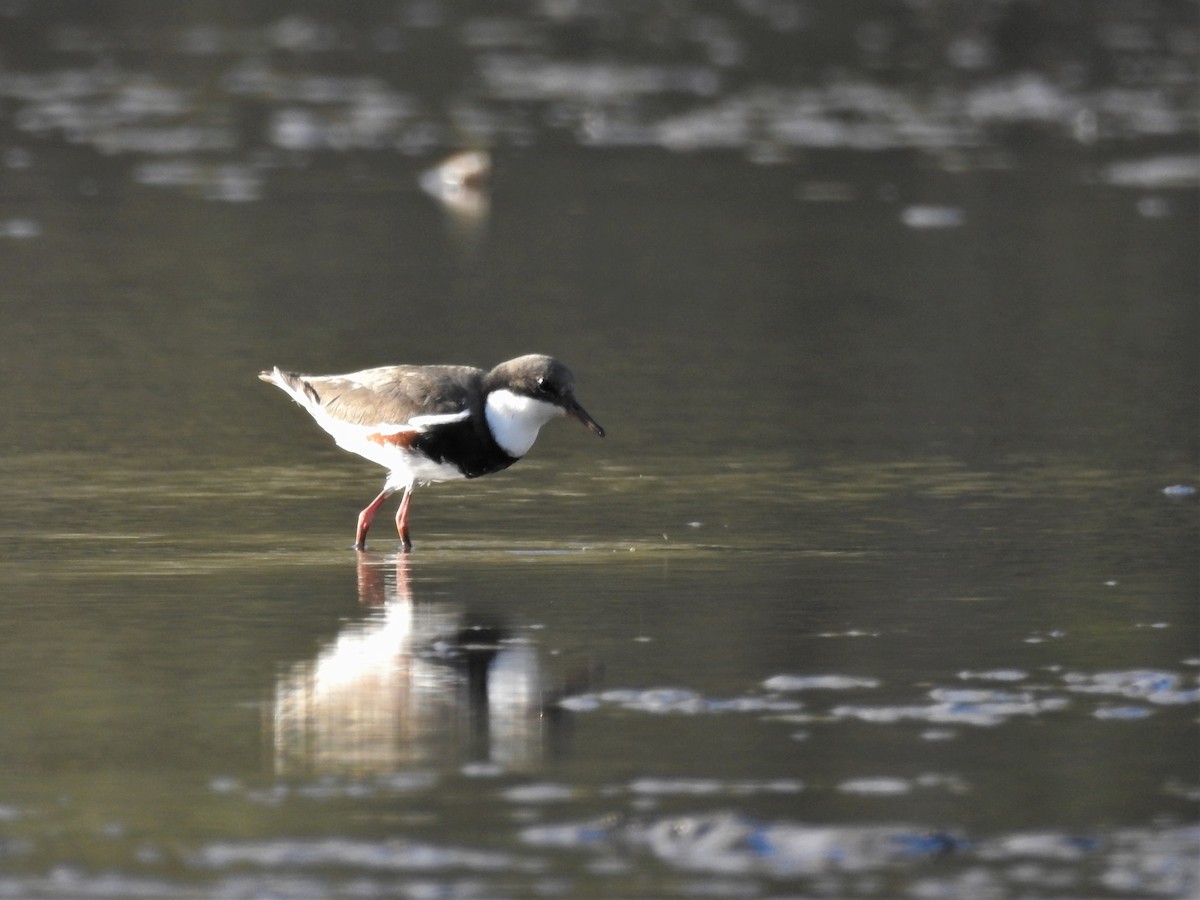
[520,813,1199,895]
[558,688,802,715]
[832,689,1069,727]
[1063,670,1200,705]
[626,777,804,798]
[956,669,1028,682]
[561,666,1200,729]
[762,674,881,691]
[501,782,577,804]
[192,837,536,873]
[837,777,913,796]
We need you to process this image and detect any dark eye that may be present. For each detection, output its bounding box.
[536,376,554,395]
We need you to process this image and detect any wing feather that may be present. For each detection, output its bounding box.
[271,365,483,429]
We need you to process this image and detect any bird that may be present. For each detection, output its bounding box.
[259,354,604,551]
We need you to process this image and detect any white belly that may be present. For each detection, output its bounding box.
[323,423,466,489]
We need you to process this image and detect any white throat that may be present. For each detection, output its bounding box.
[485,388,562,458]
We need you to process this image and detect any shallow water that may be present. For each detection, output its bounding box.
[0,3,1197,898]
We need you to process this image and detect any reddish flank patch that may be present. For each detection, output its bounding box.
[366,430,419,448]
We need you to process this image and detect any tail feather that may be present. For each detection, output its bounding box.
[259,367,321,405]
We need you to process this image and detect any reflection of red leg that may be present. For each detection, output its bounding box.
[393,552,412,599]
[355,549,385,605]
[355,487,392,550]
[395,486,414,552]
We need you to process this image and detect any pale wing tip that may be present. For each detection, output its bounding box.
[258,367,280,384]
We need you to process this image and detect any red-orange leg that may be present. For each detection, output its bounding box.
[354,487,393,550]
[395,486,414,552]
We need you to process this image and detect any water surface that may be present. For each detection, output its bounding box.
[0,3,1196,897]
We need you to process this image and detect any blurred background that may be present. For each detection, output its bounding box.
[0,2,1196,898]
[1,0,1195,470]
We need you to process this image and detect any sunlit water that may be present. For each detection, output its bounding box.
[0,3,1197,898]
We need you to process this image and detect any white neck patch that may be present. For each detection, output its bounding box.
[485,388,562,458]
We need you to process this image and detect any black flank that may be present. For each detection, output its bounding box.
[411,417,518,479]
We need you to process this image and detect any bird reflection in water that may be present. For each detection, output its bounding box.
[419,149,490,253]
[271,553,579,777]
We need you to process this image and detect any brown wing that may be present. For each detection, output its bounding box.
[295,365,484,427]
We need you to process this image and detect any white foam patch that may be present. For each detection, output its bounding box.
[521,813,973,878]
[764,674,880,691]
[900,204,965,228]
[502,783,577,804]
[558,687,801,715]
[627,778,803,797]
[1063,670,1200,705]
[831,689,1070,727]
[193,837,522,872]
[837,777,912,796]
[1103,154,1200,189]
[957,669,1028,682]
[1092,706,1153,720]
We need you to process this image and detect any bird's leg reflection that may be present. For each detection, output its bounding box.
[271,553,593,777]
[354,549,411,607]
